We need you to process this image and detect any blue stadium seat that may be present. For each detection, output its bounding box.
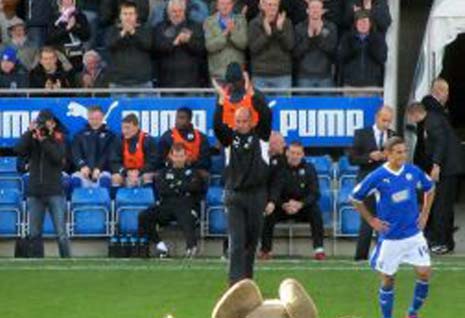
[0,157,17,173]
[115,187,155,235]
[206,186,224,206]
[306,156,333,178]
[318,177,333,229]
[0,157,23,192]
[22,173,71,199]
[70,187,111,236]
[0,189,22,237]
[337,156,359,178]
[210,154,225,186]
[340,206,361,235]
[208,207,227,235]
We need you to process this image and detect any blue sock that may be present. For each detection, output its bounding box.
[409,280,429,316]
[379,285,394,318]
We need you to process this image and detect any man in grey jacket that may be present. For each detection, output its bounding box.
[204,0,247,79]
[293,0,337,88]
[248,0,294,89]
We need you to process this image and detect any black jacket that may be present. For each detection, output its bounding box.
[100,0,149,27]
[153,19,206,87]
[349,126,396,180]
[214,92,272,191]
[420,110,464,176]
[155,126,211,170]
[339,30,387,87]
[21,0,53,27]
[111,130,157,175]
[106,25,152,85]
[269,160,320,208]
[0,64,29,88]
[71,124,117,171]
[293,19,338,79]
[29,63,73,88]
[155,165,205,203]
[14,130,66,197]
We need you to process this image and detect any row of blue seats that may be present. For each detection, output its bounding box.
[0,187,155,238]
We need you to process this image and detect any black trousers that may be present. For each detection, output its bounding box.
[225,188,266,285]
[261,204,324,253]
[426,175,458,250]
[138,198,197,249]
[354,196,376,260]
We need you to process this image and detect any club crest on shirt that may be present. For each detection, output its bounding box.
[383,178,390,183]
[391,189,409,203]
[405,173,413,181]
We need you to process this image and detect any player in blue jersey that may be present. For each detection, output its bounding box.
[351,136,435,318]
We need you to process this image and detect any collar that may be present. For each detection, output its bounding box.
[382,162,404,176]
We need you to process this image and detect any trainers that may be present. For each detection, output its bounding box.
[314,247,326,261]
[258,250,272,260]
[185,246,198,259]
[431,245,449,255]
[153,248,168,258]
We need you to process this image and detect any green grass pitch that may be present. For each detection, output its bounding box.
[0,257,464,318]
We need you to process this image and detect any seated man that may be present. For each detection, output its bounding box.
[71,106,116,189]
[260,141,326,260]
[156,107,211,173]
[138,143,205,257]
[111,114,157,189]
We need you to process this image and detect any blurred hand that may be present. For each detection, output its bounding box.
[276,12,286,31]
[369,217,390,233]
[241,5,248,16]
[369,151,385,162]
[80,166,91,179]
[363,0,372,10]
[417,213,429,230]
[263,18,272,35]
[430,164,440,182]
[264,202,275,215]
[127,169,140,186]
[66,16,76,31]
[92,168,101,181]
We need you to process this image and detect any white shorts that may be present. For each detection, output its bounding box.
[369,232,431,276]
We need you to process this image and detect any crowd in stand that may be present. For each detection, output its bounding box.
[0,0,391,90]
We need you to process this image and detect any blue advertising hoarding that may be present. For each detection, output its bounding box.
[0,96,382,147]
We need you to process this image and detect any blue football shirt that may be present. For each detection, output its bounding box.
[351,163,434,240]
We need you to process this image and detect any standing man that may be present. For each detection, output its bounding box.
[407,102,464,254]
[260,141,326,260]
[14,109,70,258]
[214,84,272,286]
[349,105,395,261]
[351,137,435,318]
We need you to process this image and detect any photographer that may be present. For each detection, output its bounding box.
[29,46,73,89]
[46,0,90,72]
[14,109,70,258]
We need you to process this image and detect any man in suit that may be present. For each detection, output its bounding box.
[349,105,395,260]
[407,102,464,254]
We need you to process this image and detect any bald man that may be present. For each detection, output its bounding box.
[214,98,272,286]
[349,105,396,260]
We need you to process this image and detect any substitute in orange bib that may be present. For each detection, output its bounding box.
[155,107,211,173]
[111,114,157,189]
[213,62,267,129]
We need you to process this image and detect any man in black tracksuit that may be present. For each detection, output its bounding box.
[138,143,205,257]
[214,87,271,286]
[260,141,326,260]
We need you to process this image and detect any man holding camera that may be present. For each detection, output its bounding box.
[15,109,70,258]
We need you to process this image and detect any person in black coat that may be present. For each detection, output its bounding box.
[71,106,116,190]
[339,10,387,87]
[153,0,206,88]
[14,109,70,258]
[407,102,464,254]
[138,143,206,258]
[214,80,272,286]
[260,141,326,260]
[342,0,391,33]
[349,105,395,260]
[46,0,91,72]
[29,46,73,89]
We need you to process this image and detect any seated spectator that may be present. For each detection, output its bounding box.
[0,46,28,88]
[71,106,116,190]
[46,0,90,72]
[0,0,20,42]
[106,1,153,90]
[156,107,211,172]
[150,0,209,27]
[343,0,391,33]
[153,0,206,88]
[248,0,293,89]
[29,46,73,88]
[293,0,337,88]
[21,0,53,47]
[100,0,149,28]
[260,141,326,260]
[0,17,38,71]
[138,143,205,258]
[111,114,157,189]
[339,10,387,88]
[76,50,108,88]
[204,0,247,80]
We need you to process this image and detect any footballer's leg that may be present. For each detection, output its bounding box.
[379,274,395,318]
[407,266,431,318]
